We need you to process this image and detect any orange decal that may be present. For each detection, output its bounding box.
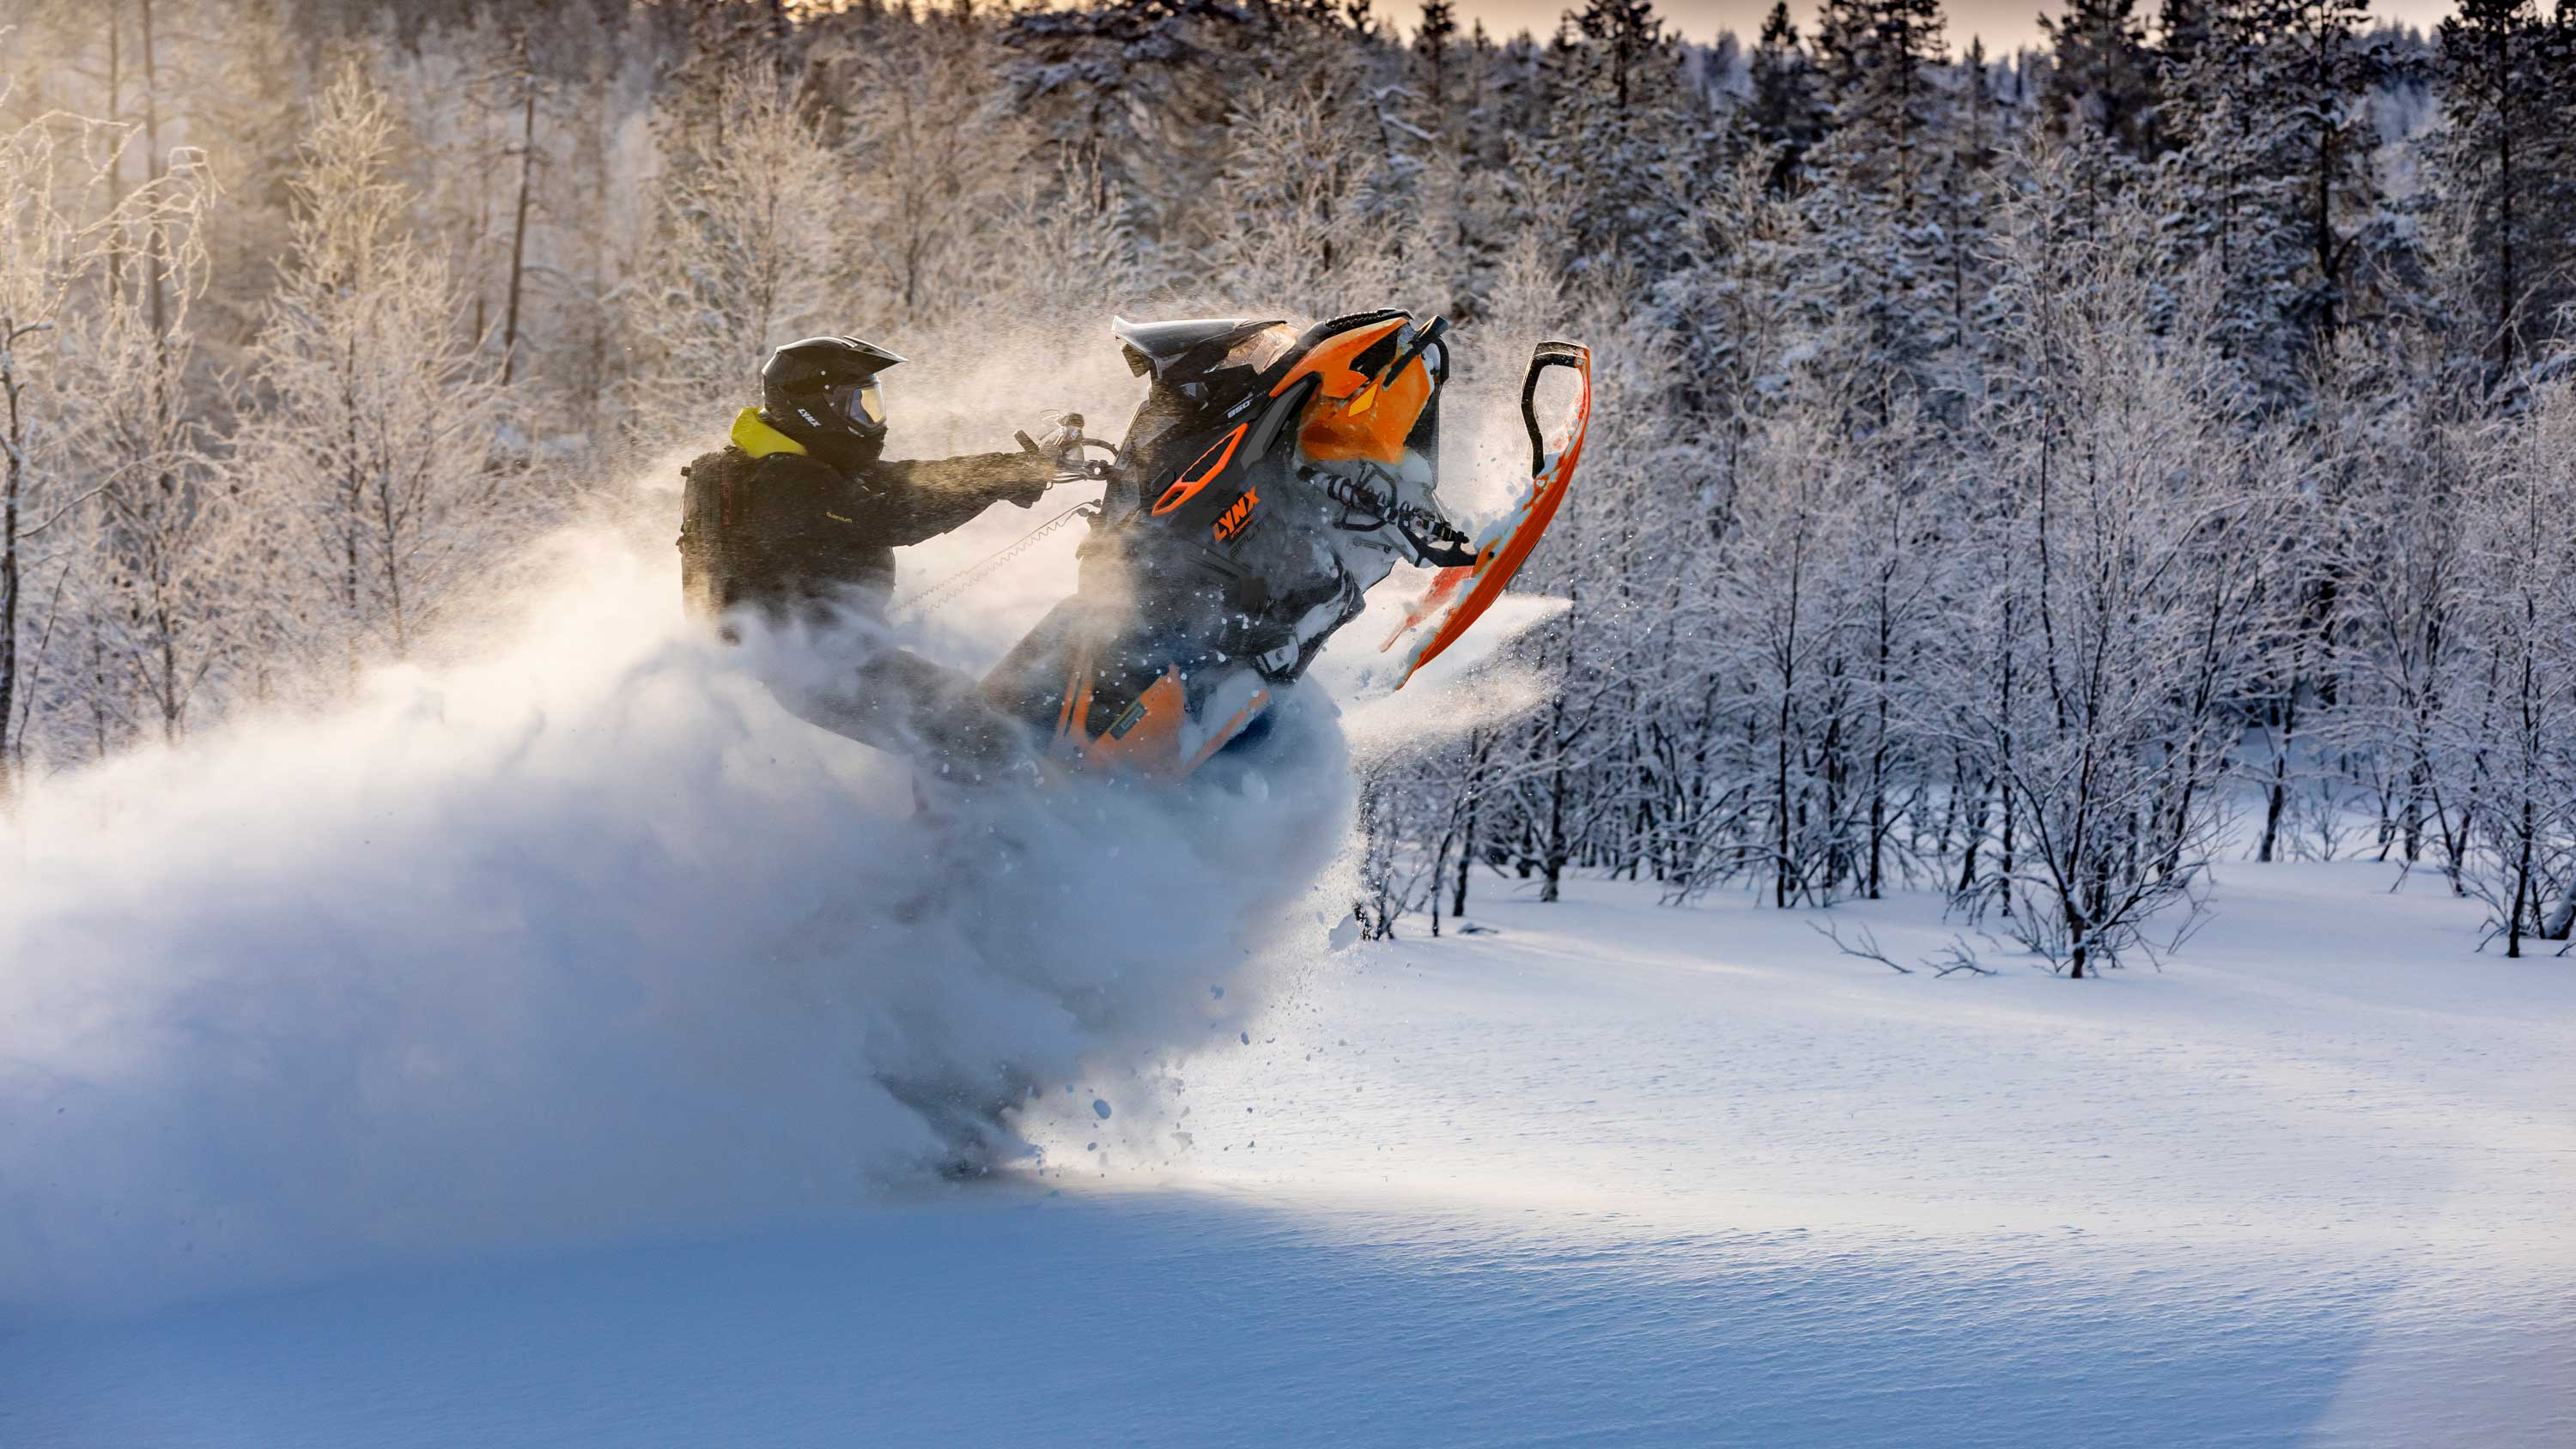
[1151,423,1248,516]
[1212,488,1261,542]
[1048,668,1273,779]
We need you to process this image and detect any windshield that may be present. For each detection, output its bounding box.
[1222,324,1297,375]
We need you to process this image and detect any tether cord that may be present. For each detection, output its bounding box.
[890,500,1102,620]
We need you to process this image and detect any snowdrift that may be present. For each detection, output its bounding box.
[0,522,1350,1314]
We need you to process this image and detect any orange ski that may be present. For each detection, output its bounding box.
[1381,342,1591,685]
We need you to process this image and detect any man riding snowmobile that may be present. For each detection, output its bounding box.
[677,335,1075,778]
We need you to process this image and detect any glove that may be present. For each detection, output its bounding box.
[1005,475,1048,509]
[1036,412,1089,475]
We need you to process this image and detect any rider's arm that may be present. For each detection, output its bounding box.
[861,452,1054,546]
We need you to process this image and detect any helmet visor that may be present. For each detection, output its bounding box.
[829,380,886,432]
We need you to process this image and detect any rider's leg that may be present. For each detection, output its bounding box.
[773,646,1034,785]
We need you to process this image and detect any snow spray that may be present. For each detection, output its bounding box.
[0,503,1349,1315]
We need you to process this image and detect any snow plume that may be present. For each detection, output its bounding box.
[0,520,1351,1315]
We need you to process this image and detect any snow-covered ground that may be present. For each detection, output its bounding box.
[8,858,2570,1446]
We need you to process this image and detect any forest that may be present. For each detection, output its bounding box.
[4,0,2574,971]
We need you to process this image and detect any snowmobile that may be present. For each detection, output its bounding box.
[976,311,1592,778]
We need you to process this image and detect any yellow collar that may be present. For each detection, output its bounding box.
[731,407,809,458]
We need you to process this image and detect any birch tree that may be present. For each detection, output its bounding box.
[1950,142,2287,975]
[70,142,233,744]
[2446,372,2576,954]
[622,59,846,447]
[240,65,525,679]
[2,108,100,797]
[0,101,181,794]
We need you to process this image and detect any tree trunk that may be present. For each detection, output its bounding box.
[2542,868,2576,942]
[501,76,538,385]
[2506,797,2531,959]
[0,346,22,808]
[1773,688,1793,908]
[1453,732,1481,920]
[1429,828,1449,939]
[1542,723,1567,905]
[2258,678,2298,863]
[141,0,168,352]
[1868,589,1891,898]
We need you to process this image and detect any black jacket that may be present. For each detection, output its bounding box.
[681,409,1049,625]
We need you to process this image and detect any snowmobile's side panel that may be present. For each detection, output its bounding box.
[1298,352,1435,466]
[1151,423,1249,515]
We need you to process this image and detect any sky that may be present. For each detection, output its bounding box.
[1443,0,2461,53]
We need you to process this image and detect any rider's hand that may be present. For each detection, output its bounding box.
[1037,412,1089,475]
[1005,476,1048,509]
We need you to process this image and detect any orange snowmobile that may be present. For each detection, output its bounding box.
[976,311,1591,777]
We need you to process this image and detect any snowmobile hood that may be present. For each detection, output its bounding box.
[732,407,810,459]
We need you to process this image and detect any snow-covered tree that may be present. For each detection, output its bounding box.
[2440,371,2576,954]
[622,58,847,447]
[1947,141,2287,974]
[1741,2,1825,191]
[813,7,1033,324]
[66,142,236,745]
[2433,0,2576,385]
[2,106,133,796]
[1200,80,1406,315]
[2042,0,2160,160]
[240,65,527,676]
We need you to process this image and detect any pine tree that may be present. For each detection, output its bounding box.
[1575,0,1662,112]
[1743,1,1824,191]
[1416,0,1458,111]
[1802,0,1954,401]
[2154,0,2215,159]
[1001,0,1259,256]
[2157,0,2376,403]
[1812,0,1948,221]
[1544,0,1698,286]
[2435,0,2576,384]
[2256,0,2384,359]
[1935,36,2008,355]
[1412,0,1496,318]
[2041,0,2159,161]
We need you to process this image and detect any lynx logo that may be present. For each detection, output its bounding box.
[1213,488,1260,543]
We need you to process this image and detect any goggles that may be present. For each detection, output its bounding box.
[828,379,886,431]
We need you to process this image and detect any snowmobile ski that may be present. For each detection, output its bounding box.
[1376,341,1591,685]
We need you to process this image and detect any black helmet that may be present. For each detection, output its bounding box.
[761,336,903,466]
